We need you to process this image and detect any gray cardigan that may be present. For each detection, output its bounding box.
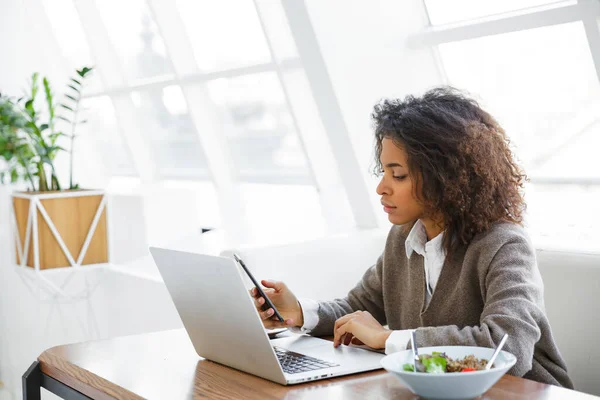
[311,222,573,388]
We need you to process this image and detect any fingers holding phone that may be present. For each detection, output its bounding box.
[233,253,304,329]
[250,287,280,322]
[249,280,304,329]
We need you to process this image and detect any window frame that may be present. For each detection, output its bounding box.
[409,0,600,185]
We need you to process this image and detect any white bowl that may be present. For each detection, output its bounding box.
[381,346,517,400]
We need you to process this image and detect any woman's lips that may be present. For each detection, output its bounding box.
[382,203,396,213]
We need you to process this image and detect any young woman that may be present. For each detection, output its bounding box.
[251,87,573,388]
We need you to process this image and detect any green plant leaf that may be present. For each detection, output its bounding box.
[77,66,94,78]
[34,142,46,155]
[31,73,39,99]
[57,115,71,123]
[26,121,42,137]
[46,145,66,153]
[39,123,49,131]
[43,77,54,120]
[24,100,34,114]
[16,143,30,152]
[64,66,94,192]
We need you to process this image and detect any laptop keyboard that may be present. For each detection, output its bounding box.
[274,346,339,374]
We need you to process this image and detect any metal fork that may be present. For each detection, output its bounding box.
[410,330,420,372]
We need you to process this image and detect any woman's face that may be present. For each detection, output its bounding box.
[376,138,424,225]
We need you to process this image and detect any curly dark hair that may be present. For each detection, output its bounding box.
[372,86,527,255]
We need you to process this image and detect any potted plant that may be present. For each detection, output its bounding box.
[0,67,109,270]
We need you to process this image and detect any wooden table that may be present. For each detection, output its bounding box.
[24,329,597,399]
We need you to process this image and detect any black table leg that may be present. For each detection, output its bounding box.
[22,360,92,400]
[22,361,41,400]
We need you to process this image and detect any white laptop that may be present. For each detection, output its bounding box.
[149,247,384,385]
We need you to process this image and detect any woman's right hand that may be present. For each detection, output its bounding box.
[250,280,304,329]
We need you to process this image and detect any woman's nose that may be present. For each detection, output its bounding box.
[376,176,389,196]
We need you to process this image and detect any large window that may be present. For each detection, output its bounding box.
[96,0,173,82]
[43,0,315,185]
[37,0,357,245]
[417,0,600,250]
[176,0,272,71]
[80,96,137,177]
[41,0,103,91]
[424,0,561,26]
[438,22,599,176]
[130,85,210,179]
[207,72,311,182]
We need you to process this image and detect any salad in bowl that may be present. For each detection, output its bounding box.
[381,346,517,399]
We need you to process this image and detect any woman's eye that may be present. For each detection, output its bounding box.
[393,175,408,181]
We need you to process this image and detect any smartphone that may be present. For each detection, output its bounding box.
[233,253,285,323]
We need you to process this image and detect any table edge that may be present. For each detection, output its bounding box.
[38,349,142,400]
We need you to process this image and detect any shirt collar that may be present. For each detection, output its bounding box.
[405,219,445,259]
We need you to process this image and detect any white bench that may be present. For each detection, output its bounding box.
[536,249,600,395]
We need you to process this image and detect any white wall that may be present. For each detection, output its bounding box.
[0,0,66,96]
[1,0,35,96]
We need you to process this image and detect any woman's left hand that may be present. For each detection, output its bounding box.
[333,310,392,349]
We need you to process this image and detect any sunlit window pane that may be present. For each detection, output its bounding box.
[207,72,311,183]
[79,96,137,176]
[438,22,600,249]
[439,22,600,179]
[41,0,102,91]
[424,0,561,25]
[95,0,173,81]
[176,0,271,71]
[527,184,600,251]
[130,85,210,179]
[255,0,298,62]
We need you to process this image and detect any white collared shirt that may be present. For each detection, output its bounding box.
[298,220,446,354]
[405,219,446,305]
